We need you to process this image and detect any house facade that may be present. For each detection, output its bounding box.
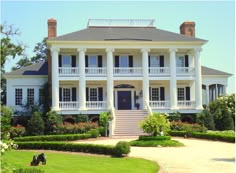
[5,19,232,136]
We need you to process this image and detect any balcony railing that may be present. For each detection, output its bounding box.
[59,67,79,76]
[59,101,79,110]
[85,67,107,76]
[178,101,196,109]
[149,67,170,76]
[149,101,170,109]
[113,67,142,76]
[176,67,195,76]
[86,101,107,109]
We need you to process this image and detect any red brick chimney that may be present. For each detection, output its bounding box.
[48,18,57,38]
[180,21,195,37]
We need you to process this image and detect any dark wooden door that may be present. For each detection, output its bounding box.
[118,91,131,110]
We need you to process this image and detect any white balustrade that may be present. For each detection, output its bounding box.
[59,102,79,110]
[85,67,107,76]
[86,101,107,109]
[113,67,142,76]
[176,67,195,76]
[149,101,170,109]
[59,67,79,76]
[149,67,170,76]
[178,101,196,109]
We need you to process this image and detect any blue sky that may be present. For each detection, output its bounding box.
[1,1,235,94]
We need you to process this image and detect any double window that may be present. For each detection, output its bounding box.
[15,88,23,105]
[27,88,35,105]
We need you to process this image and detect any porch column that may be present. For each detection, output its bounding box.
[51,47,60,110]
[78,48,86,110]
[194,48,203,109]
[106,48,114,109]
[141,48,150,109]
[223,85,227,95]
[206,85,209,105]
[169,48,177,109]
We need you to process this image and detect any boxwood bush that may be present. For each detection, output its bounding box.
[14,133,92,142]
[138,135,171,141]
[16,141,130,157]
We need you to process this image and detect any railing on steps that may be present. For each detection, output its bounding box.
[109,101,116,137]
[145,101,152,115]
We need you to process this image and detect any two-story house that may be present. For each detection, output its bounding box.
[5,19,232,136]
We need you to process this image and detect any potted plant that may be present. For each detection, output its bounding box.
[135,103,140,110]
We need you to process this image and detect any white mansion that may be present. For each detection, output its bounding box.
[5,19,231,136]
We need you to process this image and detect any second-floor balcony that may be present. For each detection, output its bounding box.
[176,67,195,76]
[85,67,107,76]
[113,67,143,76]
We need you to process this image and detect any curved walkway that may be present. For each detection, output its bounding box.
[74,137,235,173]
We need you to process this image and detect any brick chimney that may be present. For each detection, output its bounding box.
[180,21,195,37]
[48,18,57,38]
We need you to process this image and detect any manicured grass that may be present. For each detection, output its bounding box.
[3,150,159,173]
[129,139,184,147]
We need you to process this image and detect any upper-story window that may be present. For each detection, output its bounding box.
[119,55,129,67]
[176,56,185,67]
[150,56,160,67]
[62,55,71,67]
[88,55,97,67]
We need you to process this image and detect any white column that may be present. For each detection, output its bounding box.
[223,85,227,95]
[106,48,114,109]
[78,48,86,110]
[194,48,203,109]
[141,48,150,109]
[51,47,60,110]
[169,48,177,109]
[206,85,209,105]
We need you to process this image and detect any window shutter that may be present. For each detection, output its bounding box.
[160,55,164,67]
[98,55,102,67]
[85,55,88,67]
[129,56,133,67]
[185,55,189,67]
[148,56,150,67]
[98,87,103,101]
[86,87,89,101]
[72,55,76,67]
[134,91,136,105]
[59,55,62,67]
[115,56,119,67]
[59,88,62,101]
[72,88,76,101]
[186,87,190,100]
[160,87,165,101]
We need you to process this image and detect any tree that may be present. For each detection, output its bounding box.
[27,111,45,136]
[140,113,170,136]
[99,112,112,137]
[45,110,62,134]
[11,57,32,71]
[1,106,13,139]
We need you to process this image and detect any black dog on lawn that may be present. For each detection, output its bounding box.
[30,153,46,166]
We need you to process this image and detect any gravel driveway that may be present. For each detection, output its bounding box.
[74,137,235,173]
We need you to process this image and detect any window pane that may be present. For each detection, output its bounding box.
[15,88,22,105]
[89,56,97,67]
[63,88,71,101]
[177,88,185,100]
[89,88,98,101]
[151,88,159,101]
[39,88,44,105]
[150,56,159,67]
[176,56,184,67]
[119,55,128,67]
[27,88,34,105]
[62,56,71,67]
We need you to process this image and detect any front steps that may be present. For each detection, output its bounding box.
[113,110,147,136]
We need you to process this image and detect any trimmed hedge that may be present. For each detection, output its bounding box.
[169,131,235,143]
[130,139,184,147]
[138,135,171,141]
[16,141,130,157]
[14,134,92,142]
[13,168,44,173]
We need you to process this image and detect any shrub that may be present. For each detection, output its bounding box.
[197,109,215,130]
[45,110,62,134]
[138,135,171,141]
[129,139,184,147]
[170,121,207,133]
[10,125,26,138]
[167,112,181,122]
[75,114,89,123]
[16,141,128,157]
[57,122,98,134]
[113,141,130,157]
[13,168,44,173]
[140,113,170,136]
[99,112,111,137]
[27,111,45,136]
[1,106,13,140]
[89,129,100,138]
[14,133,93,142]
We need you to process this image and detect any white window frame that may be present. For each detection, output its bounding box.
[27,88,35,105]
[119,55,129,67]
[62,55,72,67]
[62,88,72,101]
[88,55,98,67]
[150,55,160,67]
[151,87,160,101]
[89,88,98,101]
[177,87,185,101]
[15,88,23,105]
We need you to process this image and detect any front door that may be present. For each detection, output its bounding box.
[118,91,131,110]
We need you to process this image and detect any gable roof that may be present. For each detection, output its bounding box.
[4,61,48,77]
[48,27,207,42]
[4,61,231,78]
[201,66,232,76]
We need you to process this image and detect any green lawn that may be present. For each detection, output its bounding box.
[3,150,159,173]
